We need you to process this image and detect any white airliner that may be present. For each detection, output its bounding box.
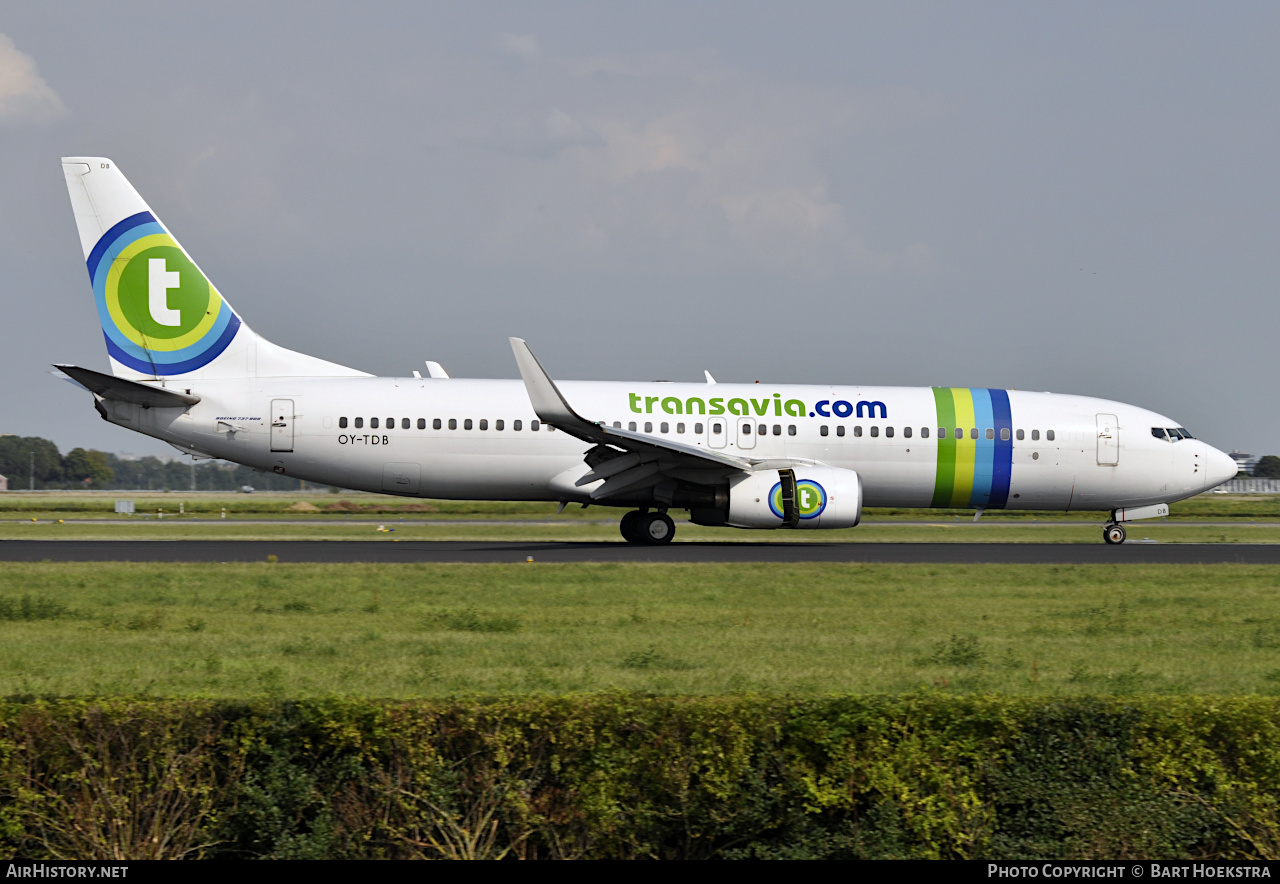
[57,158,1237,544]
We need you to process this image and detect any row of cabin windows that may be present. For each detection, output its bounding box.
[336,416,1057,442]
[609,421,1057,441]
[610,421,798,436]
[339,417,544,432]
[817,426,1057,441]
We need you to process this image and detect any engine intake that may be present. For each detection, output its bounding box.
[726,466,862,529]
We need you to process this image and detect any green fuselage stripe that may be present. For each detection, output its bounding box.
[931,387,956,507]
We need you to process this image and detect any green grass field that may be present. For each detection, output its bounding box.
[3,562,1279,698]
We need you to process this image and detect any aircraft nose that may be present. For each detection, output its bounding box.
[1204,446,1239,490]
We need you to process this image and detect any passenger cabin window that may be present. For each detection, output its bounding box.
[448,419,457,430]
[644,422,653,433]
[904,426,912,439]
[742,424,752,434]
[514,420,523,431]
[711,422,722,434]
[938,427,946,439]
[371,418,379,429]
[339,417,348,429]
[613,421,621,428]
[1000,428,1010,441]
[676,422,685,434]
[1016,429,1024,440]
[788,425,796,436]
[985,428,994,440]
[955,428,963,439]
[772,425,781,436]
[694,422,704,434]
[970,428,979,440]
[885,426,894,438]
[417,418,426,429]
[853,426,862,437]
[401,418,410,430]
[921,427,929,439]
[758,424,767,435]
[1031,430,1039,441]
[464,419,473,430]
[433,419,441,430]
[1046,430,1055,441]
[354,417,364,429]
[386,417,393,428]
[870,426,879,438]
[660,422,669,434]
[821,425,829,436]
[836,426,845,437]
[496,420,504,430]
[629,422,637,431]
[531,420,540,431]
[479,419,488,430]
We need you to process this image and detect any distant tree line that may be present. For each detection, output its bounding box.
[1255,455,1280,479]
[0,435,322,491]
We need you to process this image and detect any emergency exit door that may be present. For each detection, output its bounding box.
[1096,413,1119,466]
[271,399,294,452]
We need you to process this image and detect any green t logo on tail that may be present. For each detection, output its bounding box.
[115,246,209,338]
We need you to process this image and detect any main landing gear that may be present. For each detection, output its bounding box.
[1104,522,1127,545]
[620,509,676,545]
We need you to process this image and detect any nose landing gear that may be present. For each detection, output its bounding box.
[1104,522,1127,545]
[620,510,676,545]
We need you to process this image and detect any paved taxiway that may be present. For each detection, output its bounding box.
[2,540,1279,564]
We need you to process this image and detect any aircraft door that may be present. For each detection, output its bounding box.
[707,418,727,449]
[736,417,756,449]
[1096,413,1119,466]
[270,399,294,452]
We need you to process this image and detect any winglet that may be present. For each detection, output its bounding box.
[509,338,592,429]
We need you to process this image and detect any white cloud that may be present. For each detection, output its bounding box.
[476,51,945,274]
[0,33,66,125]
[497,33,541,64]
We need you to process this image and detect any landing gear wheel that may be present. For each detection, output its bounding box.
[619,511,643,544]
[1104,523,1127,545]
[639,512,676,545]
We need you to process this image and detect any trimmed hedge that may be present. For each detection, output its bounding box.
[0,695,1278,859]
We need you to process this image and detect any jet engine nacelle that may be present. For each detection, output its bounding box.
[726,465,862,529]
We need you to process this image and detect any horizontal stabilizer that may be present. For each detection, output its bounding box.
[54,364,200,408]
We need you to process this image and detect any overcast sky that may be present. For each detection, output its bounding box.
[2,2,1277,458]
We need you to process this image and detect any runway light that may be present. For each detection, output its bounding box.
[526,556,534,563]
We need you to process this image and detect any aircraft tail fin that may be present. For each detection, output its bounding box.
[61,157,369,381]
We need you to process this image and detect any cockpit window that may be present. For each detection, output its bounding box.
[1177,427,1194,439]
[1155,427,1192,441]
[1152,428,1167,440]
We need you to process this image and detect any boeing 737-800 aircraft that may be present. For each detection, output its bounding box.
[57,158,1238,544]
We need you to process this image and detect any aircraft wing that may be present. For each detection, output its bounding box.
[510,338,752,501]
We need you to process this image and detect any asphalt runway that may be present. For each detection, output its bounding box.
[2,540,1279,564]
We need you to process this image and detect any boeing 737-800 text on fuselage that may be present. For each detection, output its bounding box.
[57,158,1237,544]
